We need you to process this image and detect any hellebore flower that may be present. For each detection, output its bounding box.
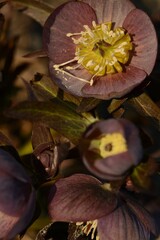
[79,118,143,180]
[43,0,157,100]
[0,148,36,239]
[48,174,158,240]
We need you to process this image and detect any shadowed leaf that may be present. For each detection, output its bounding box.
[127,92,160,130]
[12,0,69,25]
[0,1,7,9]
[107,98,128,114]
[5,100,93,145]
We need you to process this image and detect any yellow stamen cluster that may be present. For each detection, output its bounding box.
[53,21,132,86]
[72,21,132,76]
[89,132,128,158]
[76,220,100,240]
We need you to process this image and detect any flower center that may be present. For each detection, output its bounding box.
[89,132,128,158]
[53,21,133,86]
[72,21,133,76]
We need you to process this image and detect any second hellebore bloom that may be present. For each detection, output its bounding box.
[48,174,158,240]
[79,118,143,180]
[43,0,157,99]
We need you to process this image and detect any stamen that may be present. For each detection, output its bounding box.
[101,23,108,33]
[53,57,78,70]
[86,60,95,67]
[53,61,90,84]
[83,25,94,38]
[76,220,100,240]
[56,22,133,84]
[66,32,81,37]
[71,22,132,75]
[94,65,100,72]
[92,20,97,28]
[66,63,81,70]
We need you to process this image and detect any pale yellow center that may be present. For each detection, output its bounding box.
[73,21,133,75]
[89,132,128,158]
[53,21,133,86]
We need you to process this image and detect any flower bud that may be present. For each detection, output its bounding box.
[79,118,143,180]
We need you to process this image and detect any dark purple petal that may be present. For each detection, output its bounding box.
[82,66,147,100]
[0,212,19,239]
[8,189,35,239]
[125,197,158,237]
[0,189,35,239]
[48,174,117,222]
[98,202,150,240]
[123,9,157,75]
[49,61,92,97]
[93,152,138,180]
[82,0,135,27]
[43,1,97,63]
[118,119,143,165]
[0,149,31,187]
[0,149,36,238]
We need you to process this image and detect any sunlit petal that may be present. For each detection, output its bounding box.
[123,9,158,75]
[82,0,135,27]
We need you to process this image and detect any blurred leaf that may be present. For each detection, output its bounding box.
[0,13,4,32]
[0,131,13,146]
[0,25,30,112]
[0,1,7,9]
[5,100,94,145]
[130,158,160,195]
[11,0,53,25]
[11,0,69,25]
[126,93,160,130]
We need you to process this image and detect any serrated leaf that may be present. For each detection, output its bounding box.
[12,0,69,25]
[5,100,93,145]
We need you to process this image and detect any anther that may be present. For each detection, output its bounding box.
[92,21,97,28]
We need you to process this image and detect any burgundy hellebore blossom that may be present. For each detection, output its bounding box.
[48,174,158,240]
[0,148,36,239]
[79,118,143,180]
[43,0,157,100]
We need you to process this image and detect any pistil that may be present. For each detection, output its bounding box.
[89,133,128,158]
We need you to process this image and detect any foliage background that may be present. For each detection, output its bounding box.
[0,0,160,239]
